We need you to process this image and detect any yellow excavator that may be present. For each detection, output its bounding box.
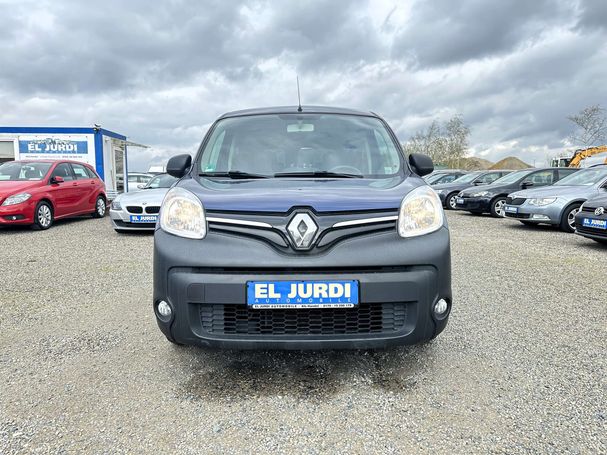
[551,145,607,167]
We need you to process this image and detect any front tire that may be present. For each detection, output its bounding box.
[446,192,459,210]
[93,196,106,218]
[33,201,53,230]
[560,203,581,233]
[490,197,507,218]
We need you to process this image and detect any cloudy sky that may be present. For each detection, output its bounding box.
[1,0,606,170]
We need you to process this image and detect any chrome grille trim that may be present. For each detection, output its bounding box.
[332,215,398,228]
[207,217,273,229]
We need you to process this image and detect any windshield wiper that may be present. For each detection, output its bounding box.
[273,171,363,179]
[199,171,269,179]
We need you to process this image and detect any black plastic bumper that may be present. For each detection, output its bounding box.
[455,197,491,213]
[153,227,452,349]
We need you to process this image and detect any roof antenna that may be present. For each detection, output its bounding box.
[296,76,303,112]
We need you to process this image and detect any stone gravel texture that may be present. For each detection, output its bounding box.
[0,211,605,454]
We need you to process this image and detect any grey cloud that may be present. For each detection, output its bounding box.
[392,0,575,68]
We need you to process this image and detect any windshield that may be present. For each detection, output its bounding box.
[198,114,403,178]
[489,169,531,185]
[144,174,178,189]
[0,161,52,181]
[554,167,607,186]
[452,172,482,184]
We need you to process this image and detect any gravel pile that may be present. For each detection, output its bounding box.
[0,213,605,453]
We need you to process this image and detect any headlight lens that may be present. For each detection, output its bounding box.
[2,193,32,206]
[470,191,491,197]
[528,197,557,206]
[111,200,122,210]
[160,187,206,239]
[398,186,444,238]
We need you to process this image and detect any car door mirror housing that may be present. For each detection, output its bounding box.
[521,180,534,189]
[408,153,434,177]
[167,154,192,178]
[50,176,64,184]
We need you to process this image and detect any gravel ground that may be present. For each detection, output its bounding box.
[0,211,605,454]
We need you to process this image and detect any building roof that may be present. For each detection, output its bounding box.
[0,126,126,141]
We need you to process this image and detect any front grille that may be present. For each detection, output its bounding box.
[505,212,530,219]
[581,206,597,212]
[126,206,143,214]
[506,197,526,206]
[145,206,160,214]
[576,225,607,238]
[200,302,407,336]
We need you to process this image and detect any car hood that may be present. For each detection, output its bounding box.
[178,175,419,213]
[116,188,170,205]
[0,181,41,198]
[510,185,599,199]
[582,193,607,207]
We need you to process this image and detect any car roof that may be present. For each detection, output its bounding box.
[219,105,378,119]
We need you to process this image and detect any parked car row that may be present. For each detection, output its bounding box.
[449,165,607,244]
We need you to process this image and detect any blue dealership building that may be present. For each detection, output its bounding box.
[0,126,133,198]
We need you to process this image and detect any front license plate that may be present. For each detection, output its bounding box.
[130,215,158,223]
[247,280,359,309]
[456,198,464,205]
[505,205,518,214]
[582,218,607,230]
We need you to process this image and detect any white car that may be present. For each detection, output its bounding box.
[110,174,177,232]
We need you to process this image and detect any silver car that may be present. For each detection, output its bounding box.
[504,166,607,232]
[110,174,178,232]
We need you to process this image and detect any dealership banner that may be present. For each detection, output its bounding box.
[19,138,88,155]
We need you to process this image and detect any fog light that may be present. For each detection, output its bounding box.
[434,299,448,315]
[531,214,550,220]
[157,301,172,317]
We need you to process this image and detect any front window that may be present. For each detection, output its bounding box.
[452,172,482,184]
[490,170,532,185]
[144,174,178,189]
[555,168,607,186]
[0,161,52,181]
[198,114,403,178]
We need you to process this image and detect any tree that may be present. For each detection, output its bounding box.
[567,105,607,147]
[403,115,470,167]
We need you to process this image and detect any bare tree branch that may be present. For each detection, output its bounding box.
[567,105,607,147]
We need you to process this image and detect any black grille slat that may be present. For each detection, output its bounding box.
[145,206,160,214]
[507,198,526,206]
[576,225,607,237]
[200,302,407,336]
[126,206,143,214]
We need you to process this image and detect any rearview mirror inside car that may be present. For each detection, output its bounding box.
[167,154,192,178]
[50,176,64,184]
[408,153,434,177]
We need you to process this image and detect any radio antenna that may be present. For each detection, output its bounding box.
[296,76,303,112]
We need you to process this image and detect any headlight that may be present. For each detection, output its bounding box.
[528,197,557,206]
[398,186,444,238]
[111,200,122,210]
[470,191,491,197]
[160,187,206,239]
[434,189,444,194]
[2,193,32,206]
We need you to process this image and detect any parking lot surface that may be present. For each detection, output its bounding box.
[1,212,605,454]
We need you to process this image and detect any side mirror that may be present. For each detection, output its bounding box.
[136,183,145,189]
[408,153,434,177]
[50,176,64,184]
[166,154,192,178]
[521,180,534,189]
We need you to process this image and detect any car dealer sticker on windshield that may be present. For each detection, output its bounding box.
[247,280,359,308]
[130,215,158,223]
[582,218,607,230]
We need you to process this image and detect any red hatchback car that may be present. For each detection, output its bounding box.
[0,160,107,230]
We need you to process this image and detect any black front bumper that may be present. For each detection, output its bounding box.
[575,212,607,242]
[455,197,491,213]
[153,227,452,349]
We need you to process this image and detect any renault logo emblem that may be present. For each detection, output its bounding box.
[595,207,605,216]
[287,213,318,249]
